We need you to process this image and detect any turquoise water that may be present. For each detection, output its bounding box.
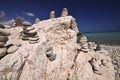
[78,32,120,45]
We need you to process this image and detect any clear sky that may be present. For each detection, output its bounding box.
[0,0,120,32]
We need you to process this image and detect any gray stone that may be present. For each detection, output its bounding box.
[0,42,5,47]
[80,36,87,43]
[0,28,11,36]
[29,40,39,44]
[81,43,89,52]
[0,24,5,29]
[29,37,39,41]
[35,18,40,24]
[0,35,8,42]
[28,29,36,34]
[0,47,7,58]
[26,26,35,31]
[7,45,18,54]
[28,32,37,37]
[48,53,56,61]
[22,21,32,26]
[46,47,53,57]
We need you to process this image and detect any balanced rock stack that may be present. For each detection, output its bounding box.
[50,11,55,19]
[27,26,39,44]
[61,8,68,17]
[79,36,89,52]
[0,25,11,58]
[21,21,32,40]
[79,36,97,52]
[46,47,56,61]
[22,21,39,44]
[35,18,40,24]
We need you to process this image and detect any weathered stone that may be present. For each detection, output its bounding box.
[50,11,55,19]
[28,29,36,34]
[35,18,40,24]
[0,24,5,29]
[22,21,32,26]
[88,42,97,50]
[29,40,39,44]
[21,35,29,40]
[0,35,8,42]
[80,36,88,43]
[0,47,7,58]
[81,43,89,52]
[61,8,68,17]
[0,28,11,36]
[29,37,39,41]
[0,42,5,47]
[48,53,56,61]
[7,45,18,54]
[26,26,35,31]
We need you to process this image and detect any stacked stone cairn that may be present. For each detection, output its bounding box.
[0,24,19,57]
[46,47,56,61]
[22,21,39,44]
[35,18,40,24]
[50,11,55,19]
[79,36,97,52]
[61,8,68,17]
[0,24,10,58]
[21,22,31,40]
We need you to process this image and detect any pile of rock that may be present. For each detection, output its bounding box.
[46,47,56,61]
[35,18,40,24]
[50,11,55,19]
[0,27,10,58]
[78,36,97,52]
[61,8,68,17]
[22,21,39,44]
[21,21,31,40]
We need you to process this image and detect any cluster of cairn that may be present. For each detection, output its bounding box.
[49,8,68,19]
[78,36,98,52]
[46,47,56,61]
[0,25,18,58]
[21,22,39,44]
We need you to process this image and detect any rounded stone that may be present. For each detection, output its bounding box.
[28,29,36,34]
[0,36,8,42]
[0,28,11,36]
[29,40,39,44]
[26,26,35,31]
[29,37,39,41]
[0,42,5,47]
[0,47,7,58]
[22,21,32,26]
[80,36,87,43]
[49,53,56,61]
[0,24,5,29]
[7,45,18,54]
[28,32,37,37]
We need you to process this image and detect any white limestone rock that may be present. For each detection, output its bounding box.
[7,45,18,54]
[0,16,115,80]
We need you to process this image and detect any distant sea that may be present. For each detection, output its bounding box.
[77,32,120,45]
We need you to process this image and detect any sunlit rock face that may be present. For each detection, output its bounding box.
[0,16,115,80]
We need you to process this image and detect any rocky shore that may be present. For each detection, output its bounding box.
[0,8,116,80]
[101,45,120,80]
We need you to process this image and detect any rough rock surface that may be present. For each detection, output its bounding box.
[0,16,115,80]
[101,45,120,80]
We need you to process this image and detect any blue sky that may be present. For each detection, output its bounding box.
[0,0,120,32]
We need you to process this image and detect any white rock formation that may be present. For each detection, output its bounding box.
[0,16,115,80]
